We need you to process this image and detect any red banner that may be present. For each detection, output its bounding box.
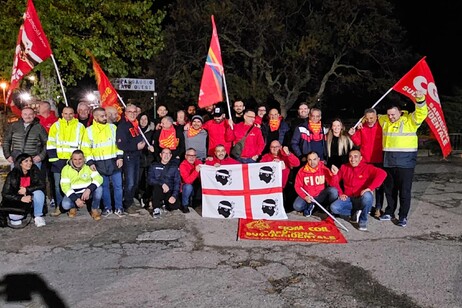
[198,15,224,108]
[87,51,120,114]
[7,0,52,105]
[392,57,452,157]
[238,218,347,244]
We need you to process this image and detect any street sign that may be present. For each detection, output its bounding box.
[112,78,155,92]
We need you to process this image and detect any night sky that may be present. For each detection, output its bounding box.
[393,1,462,96]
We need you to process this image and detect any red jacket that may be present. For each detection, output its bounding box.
[203,119,232,156]
[294,161,337,199]
[205,156,239,166]
[350,122,383,164]
[260,151,300,188]
[37,111,58,133]
[179,158,202,184]
[225,123,265,158]
[334,161,386,197]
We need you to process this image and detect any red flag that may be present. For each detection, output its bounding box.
[392,57,452,158]
[198,15,224,108]
[7,0,52,106]
[87,51,120,114]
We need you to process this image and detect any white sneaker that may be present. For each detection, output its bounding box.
[153,208,161,218]
[34,216,46,227]
[10,219,22,226]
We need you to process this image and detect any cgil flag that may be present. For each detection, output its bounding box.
[7,0,52,106]
[392,57,452,158]
[87,51,122,117]
[200,162,288,220]
[198,15,224,108]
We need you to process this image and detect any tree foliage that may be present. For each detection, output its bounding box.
[152,0,414,115]
[0,0,165,103]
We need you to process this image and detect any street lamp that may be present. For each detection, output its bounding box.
[19,92,31,107]
[1,81,8,112]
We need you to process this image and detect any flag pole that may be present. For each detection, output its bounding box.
[116,93,150,145]
[50,55,68,106]
[300,187,349,232]
[222,72,232,125]
[353,88,393,129]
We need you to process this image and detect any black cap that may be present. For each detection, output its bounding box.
[212,106,225,117]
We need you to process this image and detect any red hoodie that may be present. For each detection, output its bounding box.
[203,119,232,156]
[333,161,386,197]
[37,111,58,133]
[179,158,202,185]
[260,151,300,188]
[350,122,383,164]
[225,123,265,158]
[294,161,337,199]
[205,156,240,166]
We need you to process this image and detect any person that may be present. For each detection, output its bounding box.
[205,144,240,167]
[76,101,92,127]
[81,107,125,217]
[137,112,156,207]
[261,107,291,154]
[291,107,327,163]
[179,148,202,213]
[226,109,265,164]
[289,102,310,129]
[378,92,428,227]
[152,116,185,165]
[174,110,189,129]
[36,101,58,133]
[1,153,46,227]
[105,106,120,125]
[2,107,48,169]
[186,103,197,118]
[152,104,169,128]
[202,105,232,157]
[255,104,267,126]
[330,149,387,231]
[147,148,181,218]
[326,118,354,169]
[231,100,245,123]
[116,104,150,215]
[260,140,300,188]
[348,108,384,217]
[293,151,338,217]
[60,150,103,221]
[184,115,208,162]
[198,103,216,123]
[47,106,86,216]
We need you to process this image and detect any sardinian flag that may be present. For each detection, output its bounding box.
[7,0,52,104]
[201,162,288,220]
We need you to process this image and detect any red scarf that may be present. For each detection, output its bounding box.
[126,116,140,138]
[308,121,323,141]
[159,127,178,150]
[269,117,281,132]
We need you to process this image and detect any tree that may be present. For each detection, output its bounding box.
[0,0,166,104]
[152,0,414,116]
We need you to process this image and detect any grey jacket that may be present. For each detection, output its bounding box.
[2,117,48,161]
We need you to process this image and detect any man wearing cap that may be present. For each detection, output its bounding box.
[202,105,232,157]
[184,114,208,162]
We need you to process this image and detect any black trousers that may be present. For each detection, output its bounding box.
[152,184,179,210]
[383,167,415,220]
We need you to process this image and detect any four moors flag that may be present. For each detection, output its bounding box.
[392,57,452,157]
[7,0,52,105]
[198,15,224,108]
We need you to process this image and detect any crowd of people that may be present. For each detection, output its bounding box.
[0,92,428,231]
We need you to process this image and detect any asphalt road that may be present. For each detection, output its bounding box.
[0,155,461,308]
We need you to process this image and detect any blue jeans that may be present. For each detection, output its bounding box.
[53,172,64,207]
[236,157,257,164]
[102,172,123,211]
[32,190,45,217]
[62,186,103,210]
[122,154,140,208]
[293,186,338,212]
[330,191,374,225]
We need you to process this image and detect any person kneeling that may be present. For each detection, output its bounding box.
[60,150,103,221]
[293,151,338,217]
[1,154,46,227]
[330,150,386,231]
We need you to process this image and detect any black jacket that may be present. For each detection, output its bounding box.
[1,165,45,202]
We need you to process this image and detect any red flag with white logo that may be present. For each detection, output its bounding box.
[7,0,52,105]
[392,57,452,158]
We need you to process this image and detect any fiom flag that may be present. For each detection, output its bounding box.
[198,15,224,108]
[392,57,452,157]
[7,0,52,105]
[200,162,288,220]
[87,51,120,112]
